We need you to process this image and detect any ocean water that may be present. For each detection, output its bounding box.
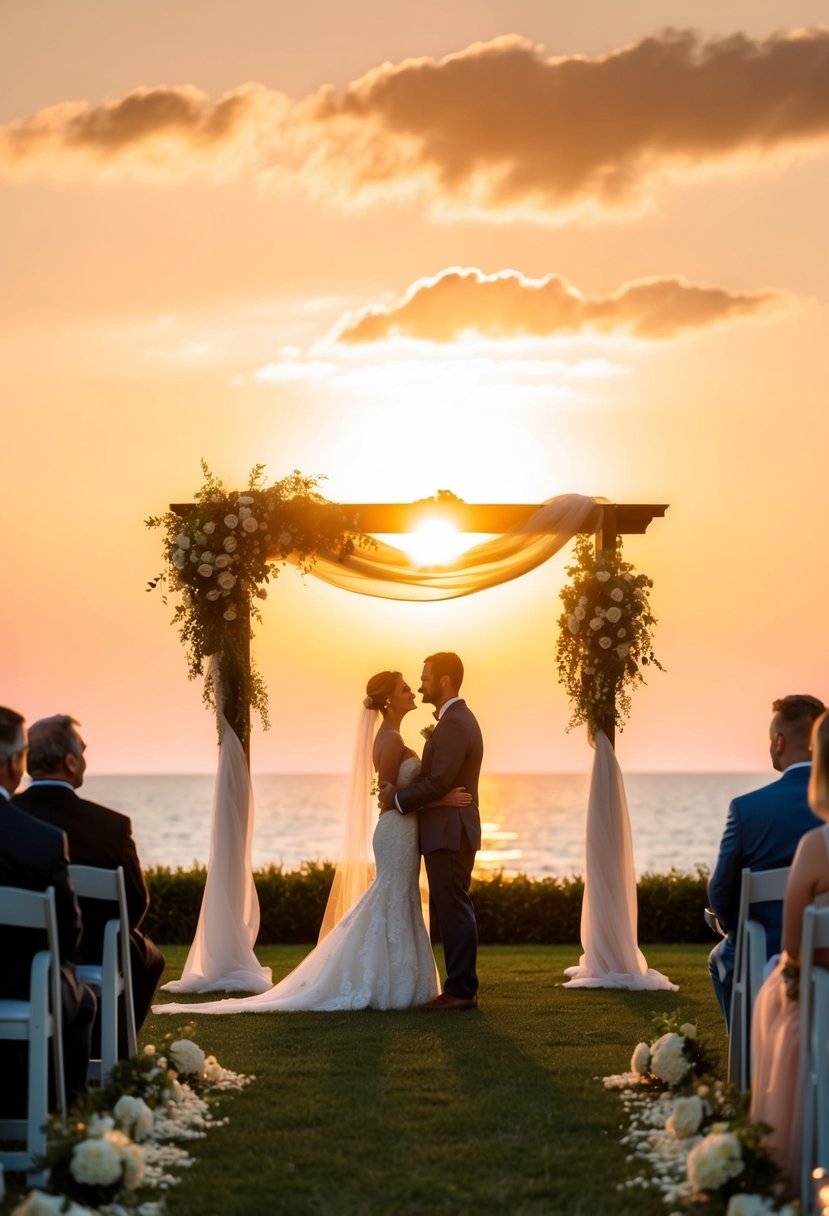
[74,771,770,879]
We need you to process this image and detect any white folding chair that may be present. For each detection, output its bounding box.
[727,865,791,1089]
[68,864,137,1083]
[0,885,67,1185]
[799,905,829,1204]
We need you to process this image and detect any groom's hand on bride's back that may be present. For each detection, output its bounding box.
[378,781,397,813]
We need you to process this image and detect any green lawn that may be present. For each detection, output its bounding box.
[135,943,725,1216]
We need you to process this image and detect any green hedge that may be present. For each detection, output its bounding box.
[144,864,713,946]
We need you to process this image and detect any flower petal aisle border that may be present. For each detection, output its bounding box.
[8,1035,252,1216]
[555,534,672,990]
[603,1015,797,1215]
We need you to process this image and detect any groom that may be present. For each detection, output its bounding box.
[381,652,483,1010]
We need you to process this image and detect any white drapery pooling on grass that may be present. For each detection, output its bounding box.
[563,730,677,991]
[165,493,673,994]
[160,659,272,995]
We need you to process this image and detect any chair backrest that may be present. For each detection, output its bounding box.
[728,865,792,1088]
[0,884,66,1117]
[67,864,137,1064]
[799,905,829,1202]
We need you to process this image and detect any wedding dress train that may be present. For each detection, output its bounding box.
[153,756,439,1013]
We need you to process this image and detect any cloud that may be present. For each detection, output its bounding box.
[333,267,782,342]
[2,27,828,213]
[0,83,289,180]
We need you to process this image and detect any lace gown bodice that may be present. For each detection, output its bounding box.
[154,748,438,1015]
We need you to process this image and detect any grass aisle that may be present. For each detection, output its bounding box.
[146,943,726,1216]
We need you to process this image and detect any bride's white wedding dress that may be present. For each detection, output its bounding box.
[153,755,439,1014]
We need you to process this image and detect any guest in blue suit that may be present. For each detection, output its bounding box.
[708,694,826,1024]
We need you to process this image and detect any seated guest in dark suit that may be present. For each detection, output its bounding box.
[0,707,95,1110]
[708,693,826,1025]
[14,714,165,1044]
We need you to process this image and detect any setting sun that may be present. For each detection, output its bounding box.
[398,520,472,567]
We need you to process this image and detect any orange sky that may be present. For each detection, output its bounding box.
[2,0,828,774]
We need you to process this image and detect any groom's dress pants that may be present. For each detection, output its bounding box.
[424,848,478,1000]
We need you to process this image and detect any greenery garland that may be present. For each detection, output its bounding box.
[555,532,663,737]
[146,462,360,743]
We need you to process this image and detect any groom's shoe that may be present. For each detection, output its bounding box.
[419,993,478,1011]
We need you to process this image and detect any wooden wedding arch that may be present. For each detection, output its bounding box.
[173,496,669,758]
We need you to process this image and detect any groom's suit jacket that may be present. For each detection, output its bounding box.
[708,765,820,952]
[396,699,483,854]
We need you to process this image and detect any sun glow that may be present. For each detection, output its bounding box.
[399,519,472,567]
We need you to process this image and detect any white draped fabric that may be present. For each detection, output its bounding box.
[307,493,604,600]
[160,660,272,994]
[563,731,676,991]
[165,491,667,994]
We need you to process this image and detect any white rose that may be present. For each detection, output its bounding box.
[617,628,627,638]
[596,571,611,582]
[202,521,216,535]
[206,589,221,600]
[606,607,622,623]
[589,618,603,631]
[599,636,612,649]
[680,1022,697,1039]
[175,533,190,549]
[630,1041,650,1075]
[666,1095,704,1138]
[687,1132,744,1192]
[194,530,205,545]
[224,607,238,621]
[610,587,624,602]
[616,644,630,659]
[650,1032,690,1086]
[214,554,231,569]
[567,615,579,634]
[204,1054,225,1083]
[223,536,238,553]
[172,550,186,569]
[241,516,259,533]
[197,563,213,577]
[224,514,239,529]
[278,531,293,548]
[574,606,586,620]
[189,551,199,562]
[217,572,236,591]
[70,1137,122,1187]
[238,505,252,518]
[200,551,214,563]
[578,595,588,605]
[237,495,254,506]
[169,1038,206,1076]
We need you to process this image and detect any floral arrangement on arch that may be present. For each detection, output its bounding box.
[555,532,663,737]
[147,462,361,743]
[603,1014,793,1214]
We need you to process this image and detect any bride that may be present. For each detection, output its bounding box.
[153,670,471,1014]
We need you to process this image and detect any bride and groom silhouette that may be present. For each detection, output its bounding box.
[154,652,483,1016]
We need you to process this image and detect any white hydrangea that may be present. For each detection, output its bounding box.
[169,1039,206,1077]
[114,1094,154,1141]
[686,1131,744,1191]
[650,1033,690,1086]
[70,1137,122,1187]
[725,1195,784,1216]
[666,1095,704,1138]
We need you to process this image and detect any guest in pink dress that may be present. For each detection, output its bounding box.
[751,709,829,1186]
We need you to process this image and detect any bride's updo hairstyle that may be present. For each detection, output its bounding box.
[363,671,400,715]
